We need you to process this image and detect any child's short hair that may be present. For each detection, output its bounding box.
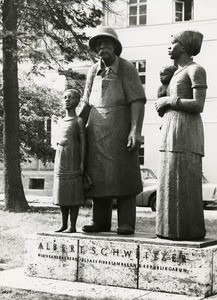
[63,89,80,106]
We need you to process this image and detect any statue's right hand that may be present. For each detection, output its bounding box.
[155,97,171,115]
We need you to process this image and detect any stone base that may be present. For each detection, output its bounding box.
[24,232,217,297]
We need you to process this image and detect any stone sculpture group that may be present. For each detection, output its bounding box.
[53,27,207,241]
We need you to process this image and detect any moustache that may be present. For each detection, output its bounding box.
[98,50,110,56]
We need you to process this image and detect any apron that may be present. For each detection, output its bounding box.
[85,60,142,198]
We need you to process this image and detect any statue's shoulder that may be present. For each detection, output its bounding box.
[188,62,206,76]
[119,57,134,68]
[187,62,207,86]
[188,62,206,77]
[118,57,137,75]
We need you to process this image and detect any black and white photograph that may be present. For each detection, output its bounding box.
[0,1,217,299]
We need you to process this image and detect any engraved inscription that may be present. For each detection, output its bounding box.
[38,240,76,253]
[142,249,187,264]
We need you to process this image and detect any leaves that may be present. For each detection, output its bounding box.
[12,0,104,68]
[18,74,62,163]
[0,73,62,163]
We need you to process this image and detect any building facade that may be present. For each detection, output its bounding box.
[101,0,217,182]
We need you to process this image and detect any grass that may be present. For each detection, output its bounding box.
[0,205,216,299]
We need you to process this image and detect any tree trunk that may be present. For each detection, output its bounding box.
[2,0,29,212]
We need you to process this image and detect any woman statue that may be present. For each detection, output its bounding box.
[155,30,207,240]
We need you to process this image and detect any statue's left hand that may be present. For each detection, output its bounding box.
[155,97,171,112]
[127,131,141,152]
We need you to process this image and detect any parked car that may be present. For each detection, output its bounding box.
[136,168,217,211]
[111,167,157,209]
[136,168,157,211]
[202,175,217,208]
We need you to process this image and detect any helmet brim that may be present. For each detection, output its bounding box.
[89,34,122,56]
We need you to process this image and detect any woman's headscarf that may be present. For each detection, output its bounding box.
[172,30,203,56]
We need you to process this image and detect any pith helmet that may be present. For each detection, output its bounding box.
[89,27,122,56]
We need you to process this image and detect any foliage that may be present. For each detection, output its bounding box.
[59,67,86,90]
[0,74,62,163]
[0,0,106,73]
[19,75,63,163]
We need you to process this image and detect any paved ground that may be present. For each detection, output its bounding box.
[0,267,209,300]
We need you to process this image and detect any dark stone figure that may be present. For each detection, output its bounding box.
[157,65,177,98]
[53,89,86,233]
[155,30,207,240]
[79,27,146,235]
[157,65,177,117]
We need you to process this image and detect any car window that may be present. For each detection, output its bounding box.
[141,168,157,180]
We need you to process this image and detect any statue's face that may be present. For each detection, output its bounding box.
[95,37,115,60]
[160,69,172,85]
[62,91,79,110]
[168,37,183,60]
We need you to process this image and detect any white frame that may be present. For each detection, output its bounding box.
[131,60,146,86]
[174,0,185,22]
[128,0,147,26]
[173,0,194,22]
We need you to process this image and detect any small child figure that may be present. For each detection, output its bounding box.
[53,89,86,233]
[157,65,177,98]
[157,65,177,117]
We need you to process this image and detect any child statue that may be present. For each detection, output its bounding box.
[157,65,177,117]
[157,65,177,98]
[53,89,86,233]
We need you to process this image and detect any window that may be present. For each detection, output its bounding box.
[131,60,146,85]
[129,0,147,26]
[138,145,144,165]
[138,136,144,165]
[174,0,193,22]
[141,168,157,180]
[29,178,45,190]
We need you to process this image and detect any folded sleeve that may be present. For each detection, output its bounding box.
[189,64,207,89]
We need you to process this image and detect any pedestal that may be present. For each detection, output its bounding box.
[24,232,217,297]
